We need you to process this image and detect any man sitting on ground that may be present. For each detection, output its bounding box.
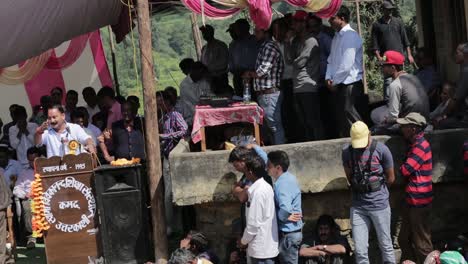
[300,215,350,264]
[180,230,219,264]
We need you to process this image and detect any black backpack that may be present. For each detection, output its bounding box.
[348,140,385,193]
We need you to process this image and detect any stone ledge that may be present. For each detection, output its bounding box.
[170,129,468,206]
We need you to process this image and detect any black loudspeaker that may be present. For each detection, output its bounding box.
[94,165,150,264]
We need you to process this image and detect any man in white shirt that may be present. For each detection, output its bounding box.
[8,106,38,167]
[13,147,40,249]
[326,6,367,138]
[82,87,100,119]
[240,156,279,264]
[34,105,95,158]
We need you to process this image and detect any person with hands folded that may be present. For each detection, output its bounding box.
[300,215,351,264]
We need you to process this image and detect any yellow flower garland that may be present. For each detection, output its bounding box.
[30,173,50,238]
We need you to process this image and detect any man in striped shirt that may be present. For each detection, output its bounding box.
[397,112,433,263]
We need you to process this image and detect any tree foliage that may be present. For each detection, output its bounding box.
[345,0,417,95]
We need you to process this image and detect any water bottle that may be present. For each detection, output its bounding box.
[243,81,251,102]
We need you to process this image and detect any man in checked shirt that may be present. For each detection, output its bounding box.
[243,27,285,145]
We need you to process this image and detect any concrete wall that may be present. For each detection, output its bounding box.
[170,129,467,206]
[169,129,468,262]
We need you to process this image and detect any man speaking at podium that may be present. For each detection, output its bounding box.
[35,105,96,158]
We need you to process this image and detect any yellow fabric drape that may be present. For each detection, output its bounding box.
[304,0,331,12]
[0,51,51,85]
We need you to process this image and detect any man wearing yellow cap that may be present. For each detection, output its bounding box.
[341,121,396,264]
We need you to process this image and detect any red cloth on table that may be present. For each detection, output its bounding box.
[191,103,264,143]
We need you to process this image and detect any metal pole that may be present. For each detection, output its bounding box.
[135,0,169,261]
[107,26,121,96]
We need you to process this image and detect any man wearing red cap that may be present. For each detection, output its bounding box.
[370,50,429,132]
[284,10,322,141]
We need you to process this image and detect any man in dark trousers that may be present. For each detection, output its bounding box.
[397,112,433,263]
[326,6,366,138]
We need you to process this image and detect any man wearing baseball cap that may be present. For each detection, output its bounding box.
[371,50,429,133]
[397,112,434,263]
[371,0,413,95]
[342,121,396,264]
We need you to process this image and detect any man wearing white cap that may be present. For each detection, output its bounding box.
[341,121,396,264]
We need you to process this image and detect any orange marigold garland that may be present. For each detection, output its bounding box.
[30,173,50,237]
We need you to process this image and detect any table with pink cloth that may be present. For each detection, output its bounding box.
[191,102,264,146]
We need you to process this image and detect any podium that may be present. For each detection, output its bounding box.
[35,153,99,264]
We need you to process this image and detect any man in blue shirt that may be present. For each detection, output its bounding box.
[266,150,303,264]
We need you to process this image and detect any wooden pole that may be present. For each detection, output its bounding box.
[354,0,369,94]
[135,0,169,261]
[190,13,203,60]
[107,26,121,96]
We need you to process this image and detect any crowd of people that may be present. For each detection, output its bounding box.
[0,84,189,262]
[164,113,468,264]
[0,0,467,263]
[170,2,468,146]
